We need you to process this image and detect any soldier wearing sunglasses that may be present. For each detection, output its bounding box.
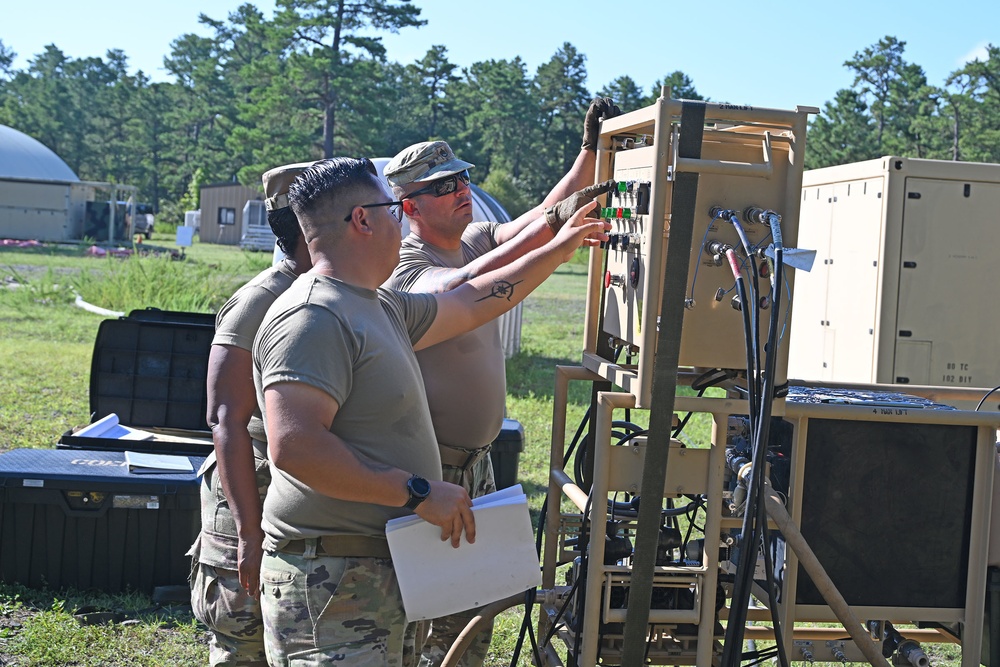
[384,97,621,667]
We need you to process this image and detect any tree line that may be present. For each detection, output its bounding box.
[0,0,997,222]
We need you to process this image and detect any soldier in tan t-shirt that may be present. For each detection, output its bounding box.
[189,161,314,667]
[384,97,620,667]
[253,157,608,667]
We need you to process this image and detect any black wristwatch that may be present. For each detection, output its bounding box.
[404,475,431,510]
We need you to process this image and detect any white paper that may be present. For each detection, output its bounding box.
[124,450,194,474]
[75,414,154,441]
[386,485,541,622]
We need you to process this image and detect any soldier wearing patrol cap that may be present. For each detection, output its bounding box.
[383,97,621,667]
[189,161,314,667]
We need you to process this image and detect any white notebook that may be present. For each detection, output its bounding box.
[386,484,541,622]
[124,450,194,474]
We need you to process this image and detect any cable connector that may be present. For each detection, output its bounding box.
[897,639,930,667]
[743,206,781,226]
[708,205,737,221]
[797,641,815,664]
[826,641,848,665]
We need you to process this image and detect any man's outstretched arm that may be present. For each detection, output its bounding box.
[414,201,607,350]
[394,180,614,294]
[497,96,621,241]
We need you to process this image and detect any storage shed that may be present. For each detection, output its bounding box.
[198,182,263,246]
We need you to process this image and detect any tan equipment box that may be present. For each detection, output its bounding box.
[788,156,1000,403]
[582,95,814,407]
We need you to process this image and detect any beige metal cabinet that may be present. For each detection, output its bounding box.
[789,156,1000,395]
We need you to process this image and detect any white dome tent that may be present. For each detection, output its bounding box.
[0,124,138,243]
[0,124,80,182]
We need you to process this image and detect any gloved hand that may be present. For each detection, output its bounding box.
[581,97,622,151]
[544,180,615,232]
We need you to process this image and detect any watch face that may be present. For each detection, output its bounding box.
[410,475,431,497]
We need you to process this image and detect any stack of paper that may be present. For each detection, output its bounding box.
[124,450,194,474]
[386,485,541,622]
[75,414,154,441]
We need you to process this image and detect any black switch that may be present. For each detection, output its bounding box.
[636,182,651,215]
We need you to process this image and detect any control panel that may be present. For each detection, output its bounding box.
[584,96,815,407]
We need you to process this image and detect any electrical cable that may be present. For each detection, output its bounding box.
[691,367,736,392]
[687,210,724,305]
[612,422,646,445]
[755,214,790,667]
[526,612,542,666]
[719,225,773,667]
[541,563,584,647]
[673,387,707,439]
[725,248,759,432]
[976,384,1000,411]
[725,211,763,398]
[564,408,591,464]
[723,210,789,667]
[681,497,704,549]
[759,520,790,667]
[569,492,595,666]
[744,646,781,667]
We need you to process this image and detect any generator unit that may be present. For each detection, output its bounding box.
[536,96,1000,667]
[788,156,1000,405]
[580,95,814,408]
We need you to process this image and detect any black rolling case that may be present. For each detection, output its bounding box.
[59,313,215,455]
[0,448,204,594]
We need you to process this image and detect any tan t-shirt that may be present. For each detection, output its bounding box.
[254,274,440,540]
[212,259,298,442]
[388,222,505,449]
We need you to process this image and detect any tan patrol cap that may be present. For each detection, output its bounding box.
[262,161,316,211]
[384,141,474,188]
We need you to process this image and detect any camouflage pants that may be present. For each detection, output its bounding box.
[420,454,497,667]
[260,550,423,667]
[190,561,267,666]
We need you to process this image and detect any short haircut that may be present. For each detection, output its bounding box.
[268,207,302,256]
[288,157,382,228]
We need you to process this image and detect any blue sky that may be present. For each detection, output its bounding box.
[3,0,996,112]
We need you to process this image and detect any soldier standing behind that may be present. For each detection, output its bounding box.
[384,97,620,667]
[189,162,313,666]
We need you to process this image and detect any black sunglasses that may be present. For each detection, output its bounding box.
[407,170,471,198]
[344,201,404,223]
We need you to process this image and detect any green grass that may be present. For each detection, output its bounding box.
[0,239,267,452]
[0,584,205,666]
[0,243,966,666]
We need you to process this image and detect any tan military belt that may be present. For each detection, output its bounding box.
[438,443,491,470]
[278,535,390,559]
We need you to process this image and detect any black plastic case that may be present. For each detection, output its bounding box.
[59,313,215,454]
[491,418,525,490]
[0,448,204,594]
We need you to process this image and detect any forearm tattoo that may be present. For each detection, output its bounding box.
[475,279,523,302]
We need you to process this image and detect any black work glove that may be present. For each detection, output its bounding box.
[544,180,615,232]
[581,97,622,151]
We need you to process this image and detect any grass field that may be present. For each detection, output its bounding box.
[0,239,608,665]
[0,239,967,666]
